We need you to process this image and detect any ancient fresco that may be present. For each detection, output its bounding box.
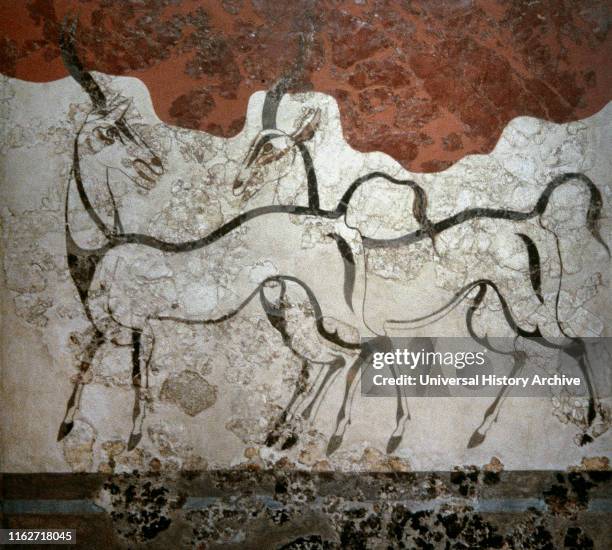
[2,1,611,173]
[1,29,611,473]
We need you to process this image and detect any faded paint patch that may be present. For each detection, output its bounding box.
[160,370,217,417]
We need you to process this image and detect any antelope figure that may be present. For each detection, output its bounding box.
[58,23,370,451]
[232,85,610,453]
[58,21,609,456]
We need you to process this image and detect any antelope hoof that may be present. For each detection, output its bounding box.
[467,430,486,449]
[326,434,343,456]
[265,432,280,447]
[281,433,299,450]
[386,435,402,454]
[57,421,74,441]
[127,432,142,451]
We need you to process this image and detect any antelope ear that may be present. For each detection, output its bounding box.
[109,98,131,121]
[94,98,130,122]
[292,108,321,143]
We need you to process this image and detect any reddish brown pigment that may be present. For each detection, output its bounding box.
[1,0,610,171]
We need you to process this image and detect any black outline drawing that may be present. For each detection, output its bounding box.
[57,21,610,455]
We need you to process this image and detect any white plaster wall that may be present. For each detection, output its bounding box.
[1,73,610,472]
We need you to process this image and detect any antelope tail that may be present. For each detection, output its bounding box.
[328,232,356,312]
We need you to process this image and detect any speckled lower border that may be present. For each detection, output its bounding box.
[2,470,611,549]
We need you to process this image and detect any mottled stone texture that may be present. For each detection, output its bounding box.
[160,370,217,417]
[2,469,611,548]
[1,0,611,171]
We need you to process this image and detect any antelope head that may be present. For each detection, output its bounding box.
[60,18,164,190]
[232,82,321,199]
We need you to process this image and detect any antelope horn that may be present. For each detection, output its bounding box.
[262,79,286,130]
[60,17,107,111]
[261,33,310,130]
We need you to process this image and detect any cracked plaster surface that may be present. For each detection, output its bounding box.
[0,73,610,472]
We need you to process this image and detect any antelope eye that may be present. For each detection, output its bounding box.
[94,126,115,145]
[94,126,118,145]
[262,142,274,154]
